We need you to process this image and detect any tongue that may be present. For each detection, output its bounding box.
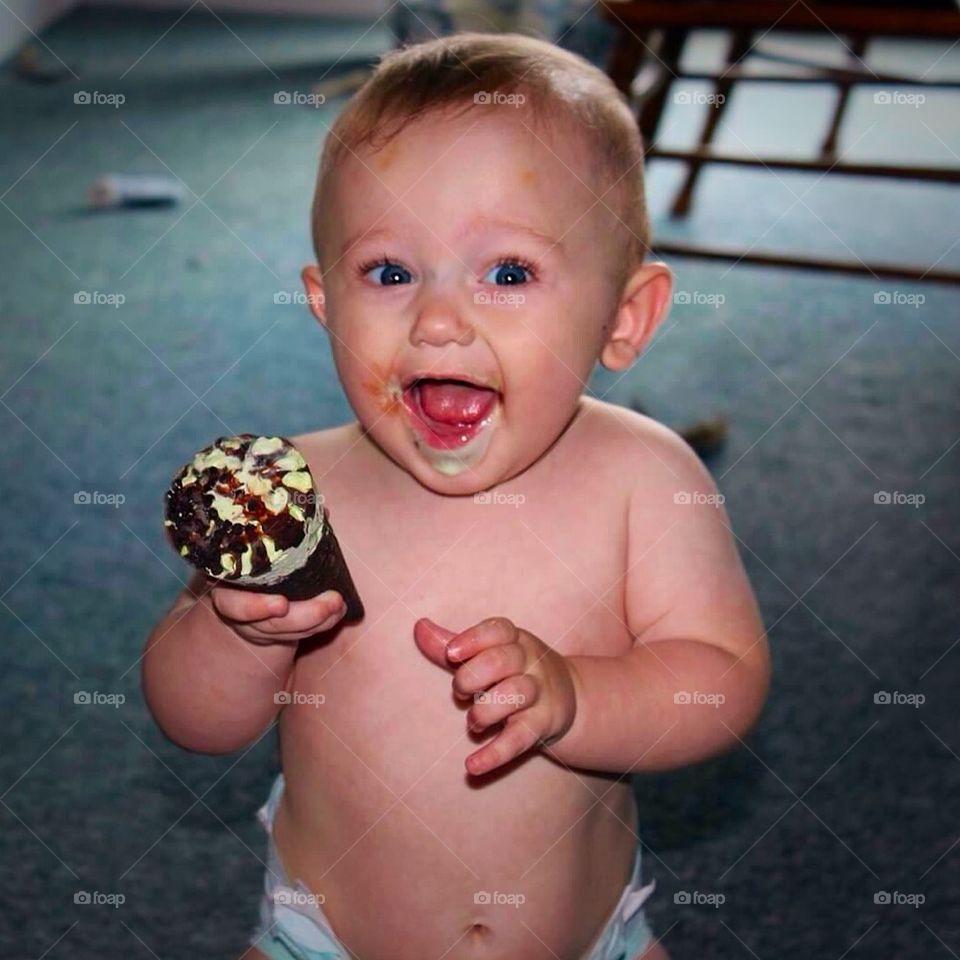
[417,380,496,425]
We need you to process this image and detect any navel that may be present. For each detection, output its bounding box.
[466,921,492,940]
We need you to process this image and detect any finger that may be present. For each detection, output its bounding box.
[413,618,458,669]
[469,673,539,732]
[466,711,542,776]
[446,617,518,663]
[233,625,302,646]
[239,603,346,644]
[211,586,288,623]
[452,642,526,698]
[256,591,344,634]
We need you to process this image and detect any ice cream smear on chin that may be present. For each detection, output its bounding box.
[164,434,364,617]
[398,375,501,476]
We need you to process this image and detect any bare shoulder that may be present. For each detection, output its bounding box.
[288,422,361,464]
[577,396,715,492]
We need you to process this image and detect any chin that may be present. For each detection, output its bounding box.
[404,442,505,497]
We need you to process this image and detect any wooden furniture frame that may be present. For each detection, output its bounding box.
[600,1,960,283]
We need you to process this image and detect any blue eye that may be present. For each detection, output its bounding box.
[363,260,413,285]
[484,260,532,285]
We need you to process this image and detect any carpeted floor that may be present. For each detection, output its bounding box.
[1,6,958,959]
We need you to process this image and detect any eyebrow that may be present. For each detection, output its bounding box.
[460,216,564,251]
[340,218,564,257]
[340,226,398,254]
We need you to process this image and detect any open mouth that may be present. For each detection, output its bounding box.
[401,375,500,451]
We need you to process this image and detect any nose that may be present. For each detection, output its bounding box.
[409,293,475,348]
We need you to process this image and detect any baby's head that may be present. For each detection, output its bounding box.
[301,32,672,495]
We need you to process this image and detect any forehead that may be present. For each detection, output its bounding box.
[326,105,610,251]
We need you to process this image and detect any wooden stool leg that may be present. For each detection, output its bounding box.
[821,35,868,158]
[606,23,646,97]
[671,28,753,217]
[639,28,688,152]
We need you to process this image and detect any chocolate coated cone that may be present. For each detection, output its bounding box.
[242,516,364,622]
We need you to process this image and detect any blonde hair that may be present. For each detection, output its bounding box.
[311,32,649,277]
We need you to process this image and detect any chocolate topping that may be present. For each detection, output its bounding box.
[164,434,321,582]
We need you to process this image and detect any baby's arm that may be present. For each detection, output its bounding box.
[141,572,345,754]
[547,425,771,774]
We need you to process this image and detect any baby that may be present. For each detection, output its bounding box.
[143,32,770,960]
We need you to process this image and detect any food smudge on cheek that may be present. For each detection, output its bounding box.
[361,362,404,416]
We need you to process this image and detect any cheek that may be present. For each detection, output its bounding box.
[327,323,405,421]
[503,344,587,419]
[510,310,600,389]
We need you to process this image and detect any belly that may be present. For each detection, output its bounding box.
[272,644,639,960]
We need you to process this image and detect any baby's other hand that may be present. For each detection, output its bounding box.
[414,616,578,775]
[211,586,346,645]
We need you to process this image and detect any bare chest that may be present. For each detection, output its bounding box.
[326,470,631,667]
[273,430,642,957]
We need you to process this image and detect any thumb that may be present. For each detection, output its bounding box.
[413,617,458,669]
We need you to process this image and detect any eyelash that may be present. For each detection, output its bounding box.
[356,253,396,278]
[355,253,539,281]
[493,253,538,282]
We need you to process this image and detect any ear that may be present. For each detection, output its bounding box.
[301,265,328,327]
[600,261,673,372]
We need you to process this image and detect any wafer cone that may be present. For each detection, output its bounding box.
[241,510,364,621]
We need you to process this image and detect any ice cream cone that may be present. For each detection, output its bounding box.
[239,509,363,619]
[164,434,364,622]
